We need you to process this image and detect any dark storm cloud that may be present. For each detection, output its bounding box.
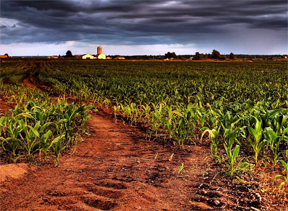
[0,0,287,45]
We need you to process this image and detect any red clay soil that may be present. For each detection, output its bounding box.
[22,77,54,93]
[0,78,287,210]
[22,78,36,89]
[0,97,14,114]
[0,108,213,210]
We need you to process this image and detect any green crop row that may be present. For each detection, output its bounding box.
[0,64,94,166]
[38,61,287,107]
[0,61,37,84]
[0,100,93,166]
[1,83,49,104]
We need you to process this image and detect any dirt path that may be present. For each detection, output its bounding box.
[0,106,213,210]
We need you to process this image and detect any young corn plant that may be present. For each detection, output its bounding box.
[150,104,164,138]
[172,110,195,146]
[272,160,288,192]
[247,116,265,164]
[113,105,121,119]
[19,121,42,159]
[222,144,249,180]
[173,119,189,146]
[273,114,288,136]
[0,116,9,137]
[50,134,66,167]
[151,112,162,138]
[163,117,173,141]
[201,127,221,162]
[1,137,23,163]
[39,130,53,160]
[222,119,241,149]
[1,116,25,162]
[263,127,282,167]
[72,136,83,154]
[178,163,185,174]
[142,104,151,124]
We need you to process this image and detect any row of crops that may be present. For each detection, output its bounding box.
[0,61,94,166]
[1,60,287,191]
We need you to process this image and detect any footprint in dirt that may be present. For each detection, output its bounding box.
[45,179,127,210]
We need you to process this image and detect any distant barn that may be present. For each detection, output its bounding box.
[82,54,95,59]
[82,46,106,59]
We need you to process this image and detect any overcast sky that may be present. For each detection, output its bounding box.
[0,0,287,56]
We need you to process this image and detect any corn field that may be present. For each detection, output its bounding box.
[1,60,287,189]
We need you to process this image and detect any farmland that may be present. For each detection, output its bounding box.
[0,59,287,210]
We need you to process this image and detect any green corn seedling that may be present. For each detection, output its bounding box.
[39,130,53,159]
[1,137,22,162]
[178,163,185,174]
[201,127,221,161]
[263,127,282,167]
[272,160,288,191]
[50,134,66,167]
[247,116,265,164]
[223,144,249,179]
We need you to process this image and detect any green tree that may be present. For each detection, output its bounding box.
[194,52,201,60]
[211,49,221,59]
[66,50,73,57]
[165,52,176,59]
[229,52,235,60]
[194,52,206,60]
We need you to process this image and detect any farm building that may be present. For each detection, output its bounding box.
[97,53,106,59]
[81,46,107,59]
[0,55,9,58]
[97,46,106,59]
[82,54,95,59]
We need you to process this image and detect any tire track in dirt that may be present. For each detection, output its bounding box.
[19,62,55,94]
